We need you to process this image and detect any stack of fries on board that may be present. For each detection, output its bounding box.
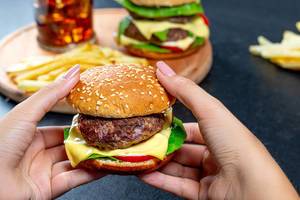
[6,44,148,92]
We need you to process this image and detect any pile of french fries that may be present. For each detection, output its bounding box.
[249,21,300,70]
[6,44,148,92]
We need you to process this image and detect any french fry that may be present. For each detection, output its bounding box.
[258,36,272,45]
[296,21,300,32]
[17,80,51,93]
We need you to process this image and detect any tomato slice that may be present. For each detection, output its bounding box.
[114,155,155,162]
[161,46,183,53]
[198,14,210,26]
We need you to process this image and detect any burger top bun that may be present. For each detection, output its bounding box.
[131,0,197,7]
[67,64,175,118]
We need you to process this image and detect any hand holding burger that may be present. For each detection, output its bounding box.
[0,65,106,199]
[139,61,299,200]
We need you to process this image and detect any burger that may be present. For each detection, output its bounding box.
[116,0,210,59]
[64,63,186,173]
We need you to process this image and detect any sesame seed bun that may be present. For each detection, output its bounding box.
[67,64,175,118]
[78,153,174,174]
[131,0,197,7]
[125,45,201,59]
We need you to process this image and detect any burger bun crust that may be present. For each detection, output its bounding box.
[79,153,174,174]
[67,64,175,118]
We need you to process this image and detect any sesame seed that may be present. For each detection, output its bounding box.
[120,85,124,88]
[80,96,84,100]
[141,92,145,95]
[87,98,91,102]
[150,104,154,109]
[125,104,129,109]
[111,94,116,96]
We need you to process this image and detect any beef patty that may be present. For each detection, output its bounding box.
[124,22,189,43]
[78,114,166,150]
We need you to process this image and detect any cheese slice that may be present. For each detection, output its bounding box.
[120,35,195,51]
[65,115,172,167]
[161,37,195,50]
[120,35,143,46]
[132,17,209,40]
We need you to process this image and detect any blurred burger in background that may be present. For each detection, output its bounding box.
[116,0,210,59]
[64,63,186,173]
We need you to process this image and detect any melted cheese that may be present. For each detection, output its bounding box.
[65,114,172,167]
[120,35,143,46]
[132,17,209,40]
[162,37,195,50]
[120,35,195,50]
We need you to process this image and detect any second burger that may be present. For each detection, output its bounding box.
[116,0,210,59]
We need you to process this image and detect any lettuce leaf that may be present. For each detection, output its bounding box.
[132,43,171,53]
[118,16,131,39]
[167,117,187,155]
[191,36,205,48]
[64,128,70,140]
[115,0,204,18]
[87,154,118,161]
[153,30,169,42]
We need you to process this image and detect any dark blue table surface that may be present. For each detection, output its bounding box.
[0,0,299,199]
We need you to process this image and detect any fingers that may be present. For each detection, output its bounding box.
[202,150,219,177]
[52,161,73,177]
[184,123,205,144]
[159,161,200,181]
[173,144,207,167]
[46,145,68,164]
[51,169,106,198]
[7,64,80,124]
[38,126,67,148]
[140,171,200,200]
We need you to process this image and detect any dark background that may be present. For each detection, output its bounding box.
[0,0,299,199]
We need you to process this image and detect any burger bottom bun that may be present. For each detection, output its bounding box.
[79,153,174,174]
[125,45,201,60]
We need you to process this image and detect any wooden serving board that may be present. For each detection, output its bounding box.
[0,8,212,114]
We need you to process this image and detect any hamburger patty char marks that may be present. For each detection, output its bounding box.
[125,22,189,43]
[78,114,166,150]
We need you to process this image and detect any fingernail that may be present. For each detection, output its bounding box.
[63,64,80,79]
[156,61,176,76]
